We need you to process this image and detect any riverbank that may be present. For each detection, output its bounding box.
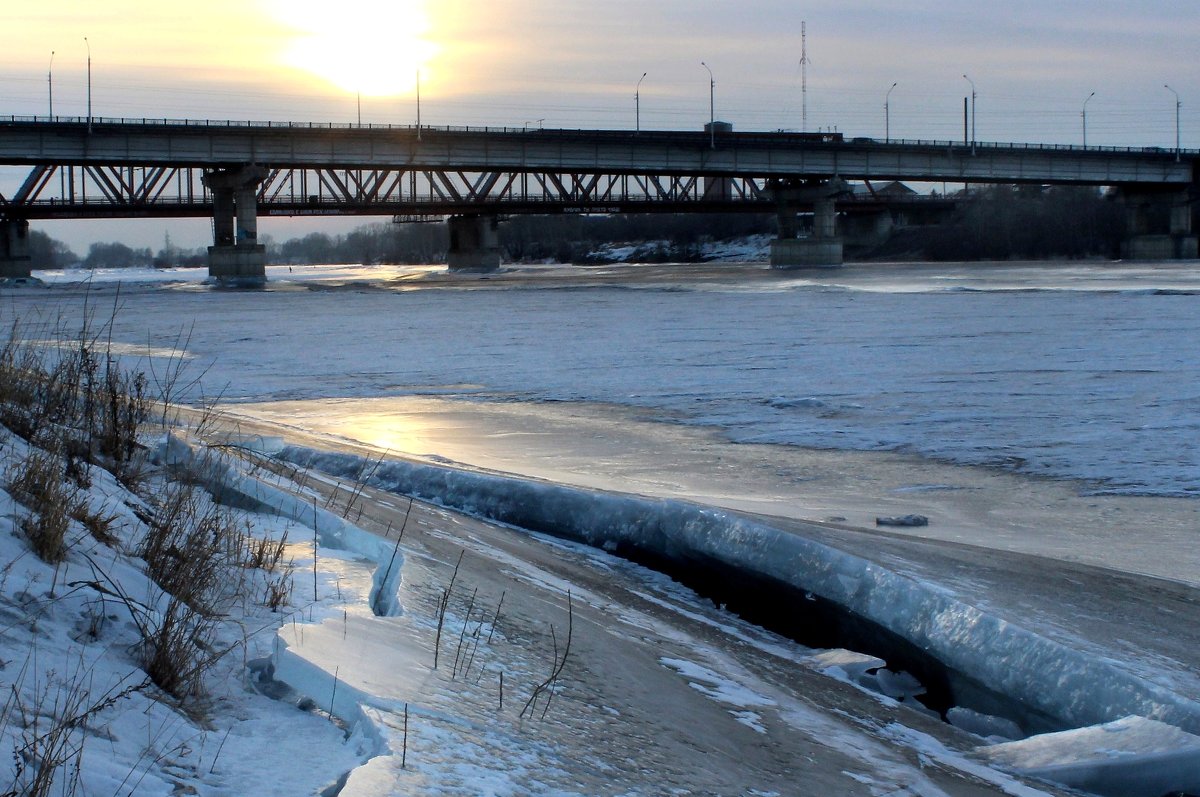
[198,412,1072,796]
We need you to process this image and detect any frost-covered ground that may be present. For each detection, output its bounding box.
[4,258,1200,796]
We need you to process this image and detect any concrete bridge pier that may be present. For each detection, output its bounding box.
[0,219,32,279]
[770,180,846,268]
[1122,189,1198,260]
[203,165,269,285]
[446,214,501,272]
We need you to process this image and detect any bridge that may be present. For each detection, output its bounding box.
[1,116,1196,281]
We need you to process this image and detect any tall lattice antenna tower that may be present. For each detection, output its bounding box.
[799,21,810,130]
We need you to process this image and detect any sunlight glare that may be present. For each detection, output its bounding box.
[273,0,438,97]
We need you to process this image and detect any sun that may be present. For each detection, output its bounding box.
[272,0,438,97]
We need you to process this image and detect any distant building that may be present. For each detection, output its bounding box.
[849,181,917,199]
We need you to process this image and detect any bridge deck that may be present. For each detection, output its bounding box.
[0,118,1193,185]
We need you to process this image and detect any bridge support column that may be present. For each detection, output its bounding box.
[446,214,501,272]
[769,180,846,269]
[0,219,32,280]
[203,165,269,285]
[1122,189,1198,260]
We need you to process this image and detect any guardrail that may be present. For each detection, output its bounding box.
[1,115,1194,158]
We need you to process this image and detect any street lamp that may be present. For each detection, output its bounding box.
[885,81,897,142]
[84,37,92,133]
[47,51,55,119]
[962,74,976,152]
[635,71,647,134]
[700,61,715,148]
[357,91,362,127]
[416,69,422,140]
[1081,91,1095,148]
[1165,84,1181,161]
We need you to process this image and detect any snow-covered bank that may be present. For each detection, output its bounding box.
[276,444,1200,745]
[0,430,376,794]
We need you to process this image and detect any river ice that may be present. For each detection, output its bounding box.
[5,259,1200,796]
[21,259,1200,497]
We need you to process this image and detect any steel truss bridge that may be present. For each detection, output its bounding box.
[1,160,956,219]
[0,116,1195,276]
[0,116,1194,221]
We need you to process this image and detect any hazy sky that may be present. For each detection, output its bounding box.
[2,1,1196,252]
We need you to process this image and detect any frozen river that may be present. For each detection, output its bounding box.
[10,260,1200,584]
[24,259,1200,499]
[7,258,1200,794]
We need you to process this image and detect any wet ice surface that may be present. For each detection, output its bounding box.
[18,260,1200,498]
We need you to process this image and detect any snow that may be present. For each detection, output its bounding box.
[275,443,1200,743]
[0,431,366,796]
[979,716,1200,797]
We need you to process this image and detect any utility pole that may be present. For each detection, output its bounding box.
[1165,85,1181,162]
[963,74,976,154]
[701,62,715,149]
[84,37,92,134]
[885,81,897,142]
[636,71,647,134]
[1081,91,1094,148]
[799,21,810,130]
[47,51,55,119]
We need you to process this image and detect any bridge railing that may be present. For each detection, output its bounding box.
[1,114,1194,158]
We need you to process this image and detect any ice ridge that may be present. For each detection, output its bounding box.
[276,445,1200,737]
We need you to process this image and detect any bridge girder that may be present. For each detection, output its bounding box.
[0,160,955,220]
[1,163,940,220]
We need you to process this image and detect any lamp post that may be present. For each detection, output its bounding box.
[84,37,92,133]
[700,61,715,148]
[47,51,55,119]
[635,71,647,134]
[885,81,897,142]
[357,91,362,127]
[416,69,422,140]
[1165,84,1181,161]
[962,74,976,153]
[1081,91,1094,148]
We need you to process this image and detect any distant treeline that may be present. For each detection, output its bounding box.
[31,185,1128,269]
[881,185,1126,261]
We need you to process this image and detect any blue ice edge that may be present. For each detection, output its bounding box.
[276,444,1200,740]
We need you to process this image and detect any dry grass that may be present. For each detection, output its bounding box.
[0,305,302,796]
[0,314,149,488]
[6,447,77,564]
[138,598,217,702]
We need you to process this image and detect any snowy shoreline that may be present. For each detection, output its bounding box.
[276,443,1200,738]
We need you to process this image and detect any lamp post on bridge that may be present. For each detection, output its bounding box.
[635,71,647,134]
[885,81,897,142]
[700,61,715,149]
[962,74,976,154]
[84,37,91,134]
[416,69,422,140]
[1165,84,1181,162]
[47,51,55,119]
[1081,91,1094,148]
